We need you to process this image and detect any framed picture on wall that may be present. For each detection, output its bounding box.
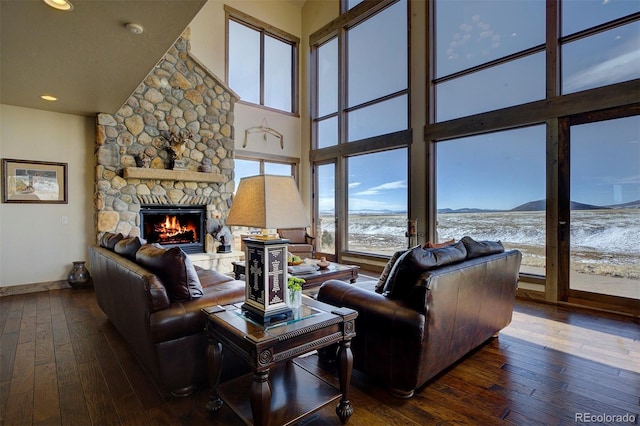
[1,158,68,204]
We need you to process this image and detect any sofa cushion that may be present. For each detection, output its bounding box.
[99,232,124,250]
[136,244,204,301]
[145,274,172,312]
[461,236,504,259]
[375,248,412,294]
[197,267,235,288]
[383,241,467,299]
[114,236,145,260]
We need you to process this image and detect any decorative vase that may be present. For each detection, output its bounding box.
[318,256,330,270]
[67,261,91,289]
[288,289,302,309]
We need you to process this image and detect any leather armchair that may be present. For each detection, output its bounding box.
[277,228,315,259]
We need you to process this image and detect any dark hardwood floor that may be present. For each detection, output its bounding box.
[1,287,638,425]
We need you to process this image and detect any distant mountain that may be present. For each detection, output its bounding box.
[510,199,610,212]
[325,198,640,216]
[437,207,502,214]
[607,200,640,209]
[510,200,545,211]
[347,209,407,215]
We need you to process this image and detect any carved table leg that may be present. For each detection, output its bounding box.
[335,340,354,423]
[206,339,224,413]
[250,370,271,426]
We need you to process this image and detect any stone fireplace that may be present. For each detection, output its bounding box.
[94,28,237,253]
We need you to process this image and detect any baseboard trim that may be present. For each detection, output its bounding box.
[0,280,70,297]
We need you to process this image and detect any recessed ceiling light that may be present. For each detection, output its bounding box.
[41,95,58,101]
[43,0,74,11]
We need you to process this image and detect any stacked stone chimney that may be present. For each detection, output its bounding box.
[94,29,238,242]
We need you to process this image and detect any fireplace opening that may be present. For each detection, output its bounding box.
[140,205,205,254]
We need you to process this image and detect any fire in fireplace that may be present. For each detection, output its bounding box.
[140,205,205,254]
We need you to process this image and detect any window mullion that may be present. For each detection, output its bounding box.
[546,0,560,100]
[338,29,348,145]
[260,31,265,107]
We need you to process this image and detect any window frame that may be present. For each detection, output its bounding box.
[310,0,410,261]
[225,5,300,116]
[427,0,639,315]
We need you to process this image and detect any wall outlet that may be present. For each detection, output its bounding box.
[62,216,68,225]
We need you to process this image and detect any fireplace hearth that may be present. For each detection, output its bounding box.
[140,205,205,254]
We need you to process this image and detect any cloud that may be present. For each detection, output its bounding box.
[564,40,639,92]
[348,182,361,189]
[371,180,407,190]
[353,180,406,196]
[353,189,379,196]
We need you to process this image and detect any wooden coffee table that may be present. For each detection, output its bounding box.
[202,298,357,425]
[232,261,359,289]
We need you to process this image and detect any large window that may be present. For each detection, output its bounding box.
[436,126,546,273]
[311,0,409,259]
[430,0,639,314]
[226,6,299,114]
[316,163,336,256]
[434,0,545,122]
[316,38,338,149]
[347,149,408,255]
[569,115,639,300]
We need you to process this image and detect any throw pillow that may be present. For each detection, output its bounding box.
[461,236,504,259]
[136,244,203,301]
[383,241,467,299]
[114,236,145,260]
[375,248,411,294]
[99,232,124,250]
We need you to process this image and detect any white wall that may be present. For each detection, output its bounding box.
[0,105,95,288]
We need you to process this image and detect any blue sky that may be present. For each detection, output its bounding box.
[322,0,640,212]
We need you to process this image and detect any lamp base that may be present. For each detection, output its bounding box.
[242,302,292,324]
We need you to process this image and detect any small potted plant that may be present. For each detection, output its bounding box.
[287,276,305,309]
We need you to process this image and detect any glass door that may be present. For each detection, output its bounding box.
[567,115,640,305]
[315,162,337,260]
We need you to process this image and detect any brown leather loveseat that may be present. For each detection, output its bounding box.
[89,232,246,397]
[317,236,522,398]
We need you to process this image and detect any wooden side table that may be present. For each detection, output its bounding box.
[203,298,357,425]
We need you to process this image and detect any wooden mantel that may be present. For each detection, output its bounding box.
[123,167,226,183]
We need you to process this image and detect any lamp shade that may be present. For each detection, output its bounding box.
[226,175,310,229]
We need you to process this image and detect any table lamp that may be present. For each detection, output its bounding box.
[225,175,310,323]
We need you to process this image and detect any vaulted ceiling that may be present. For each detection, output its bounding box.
[0,0,207,117]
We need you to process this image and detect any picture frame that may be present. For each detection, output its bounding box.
[2,158,68,204]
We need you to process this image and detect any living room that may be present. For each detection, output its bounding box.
[1,0,638,424]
